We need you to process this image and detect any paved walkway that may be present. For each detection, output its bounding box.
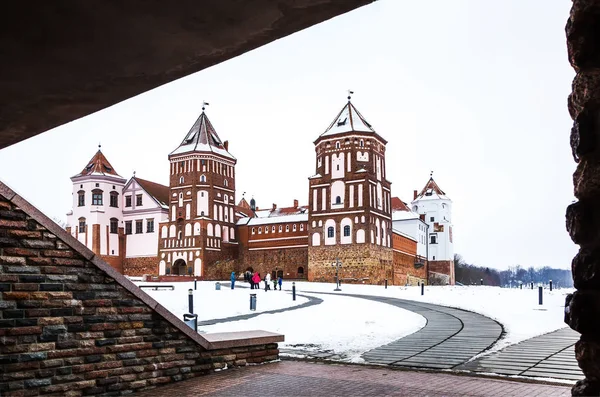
[458,327,582,381]
[135,360,571,396]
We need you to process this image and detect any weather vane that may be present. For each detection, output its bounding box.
[347,90,354,101]
[98,143,101,150]
[202,101,210,111]
[430,170,434,178]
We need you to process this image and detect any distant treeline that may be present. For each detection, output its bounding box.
[454,254,573,288]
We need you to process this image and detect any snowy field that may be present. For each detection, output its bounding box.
[136,280,572,362]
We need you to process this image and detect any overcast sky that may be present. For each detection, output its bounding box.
[0,0,576,270]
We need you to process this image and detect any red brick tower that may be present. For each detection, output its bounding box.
[157,105,237,277]
[307,95,393,284]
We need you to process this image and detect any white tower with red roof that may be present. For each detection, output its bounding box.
[411,174,455,284]
[66,147,127,271]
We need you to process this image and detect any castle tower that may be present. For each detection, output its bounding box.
[411,175,455,284]
[157,106,237,277]
[307,96,393,283]
[66,148,127,272]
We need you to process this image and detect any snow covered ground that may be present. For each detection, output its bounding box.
[136,280,573,362]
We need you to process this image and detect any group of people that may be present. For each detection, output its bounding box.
[243,270,283,291]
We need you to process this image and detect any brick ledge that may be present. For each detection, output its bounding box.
[202,330,284,350]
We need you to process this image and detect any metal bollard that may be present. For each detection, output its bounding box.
[292,282,296,301]
[250,294,257,311]
[550,280,553,292]
[421,283,424,296]
[194,279,197,290]
[480,278,483,286]
[539,286,543,305]
[531,282,534,290]
[520,283,522,290]
[188,289,194,314]
[385,279,388,289]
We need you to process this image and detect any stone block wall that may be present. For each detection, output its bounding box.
[428,260,455,285]
[308,244,392,284]
[123,256,158,276]
[0,191,280,396]
[236,247,308,280]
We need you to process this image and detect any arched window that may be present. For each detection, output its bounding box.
[224,179,228,187]
[344,225,351,237]
[300,224,304,231]
[110,218,118,234]
[78,217,86,233]
[77,191,85,207]
[327,227,334,238]
[298,266,305,277]
[278,225,282,232]
[200,174,206,183]
[335,142,340,149]
[109,191,119,208]
[359,139,364,147]
[179,176,184,184]
[335,196,341,204]
[285,225,289,232]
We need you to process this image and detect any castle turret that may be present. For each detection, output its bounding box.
[411,175,455,284]
[157,105,237,277]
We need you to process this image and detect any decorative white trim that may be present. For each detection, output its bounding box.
[311,210,363,217]
[249,244,308,251]
[249,236,306,243]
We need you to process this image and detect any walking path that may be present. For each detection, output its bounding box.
[457,327,582,381]
[135,360,571,396]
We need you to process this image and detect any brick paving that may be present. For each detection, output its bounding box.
[135,360,572,396]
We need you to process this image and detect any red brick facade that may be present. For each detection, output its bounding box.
[123,256,159,276]
[0,186,281,396]
[392,232,427,285]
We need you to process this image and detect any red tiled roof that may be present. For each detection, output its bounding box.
[417,177,445,197]
[135,177,170,207]
[391,197,410,211]
[73,150,121,178]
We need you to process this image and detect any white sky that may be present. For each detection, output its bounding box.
[0,0,576,270]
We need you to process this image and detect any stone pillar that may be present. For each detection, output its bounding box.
[565,2,600,395]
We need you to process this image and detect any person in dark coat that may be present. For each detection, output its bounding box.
[278,276,283,291]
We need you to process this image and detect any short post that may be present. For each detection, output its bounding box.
[188,289,194,314]
[549,280,553,291]
[480,278,483,286]
[292,282,296,301]
[421,283,424,296]
[538,286,543,305]
[250,294,257,311]
[385,279,388,289]
[520,282,522,290]
[531,282,534,290]
[194,279,197,290]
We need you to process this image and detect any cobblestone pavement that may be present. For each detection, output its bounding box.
[135,360,571,396]
[457,327,582,381]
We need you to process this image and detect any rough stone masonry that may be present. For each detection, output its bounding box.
[565,1,600,395]
[0,184,281,396]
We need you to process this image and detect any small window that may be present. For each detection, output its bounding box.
[300,224,304,231]
[286,225,290,232]
[279,225,283,232]
[258,227,262,234]
[344,225,351,237]
[224,179,228,187]
[293,224,297,232]
[109,192,119,208]
[110,218,118,234]
[179,176,184,184]
[272,226,275,232]
[125,196,132,207]
[335,142,340,149]
[252,227,255,235]
[430,235,437,244]
[77,191,85,207]
[359,140,364,147]
[336,165,340,171]
[78,218,86,233]
[335,196,341,204]
[327,227,334,238]
[200,175,206,183]
[92,190,103,206]
[136,194,143,206]
[430,217,435,222]
[125,221,132,235]
[135,220,143,234]
[95,183,99,188]
[146,219,154,233]
[265,227,269,234]
[180,161,184,167]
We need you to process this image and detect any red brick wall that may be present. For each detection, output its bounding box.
[429,260,455,285]
[123,256,158,276]
[100,255,123,273]
[0,195,278,396]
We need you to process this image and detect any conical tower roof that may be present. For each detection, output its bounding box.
[413,176,449,201]
[72,149,123,179]
[170,110,235,160]
[320,100,375,138]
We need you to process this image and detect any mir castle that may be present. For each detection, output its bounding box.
[66,98,455,285]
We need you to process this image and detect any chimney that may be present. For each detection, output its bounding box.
[413,190,418,200]
[224,140,229,151]
[272,203,277,211]
[420,214,425,221]
[293,199,299,208]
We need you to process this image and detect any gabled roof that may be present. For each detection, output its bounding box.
[237,197,251,210]
[72,149,123,179]
[391,197,411,212]
[319,100,375,138]
[134,177,170,208]
[170,110,235,160]
[413,177,450,201]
